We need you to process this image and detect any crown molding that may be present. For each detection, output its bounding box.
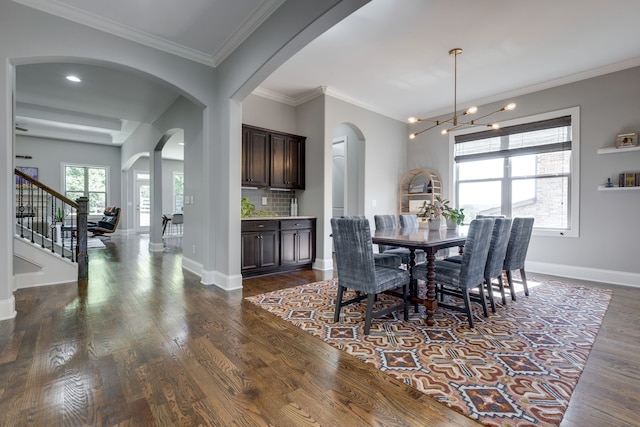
[251,86,298,106]
[13,0,215,66]
[211,0,286,67]
[252,85,404,122]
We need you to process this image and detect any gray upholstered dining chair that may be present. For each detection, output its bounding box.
[502,217,535,302]
[374,215,426,265]
[399,214,420,228]
[441,217,512,312]
[331,217,409,335]
[414,218,494,328]
[337,216,402,268]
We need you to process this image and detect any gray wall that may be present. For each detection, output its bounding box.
[15,135,121,220]
[408,66,640,285]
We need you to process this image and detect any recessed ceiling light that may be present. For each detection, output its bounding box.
[66,75,81,83]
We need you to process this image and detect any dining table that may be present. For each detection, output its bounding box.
[372,225,468,325]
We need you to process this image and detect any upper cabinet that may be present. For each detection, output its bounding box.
[242,125,305,190]
[242,126,269,187]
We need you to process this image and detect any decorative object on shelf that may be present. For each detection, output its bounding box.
[408,48,516,139]
[615,132,638,149]
[605,177,613,188]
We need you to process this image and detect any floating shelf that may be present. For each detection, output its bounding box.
[597,146,640,155]
[597,185,640,191]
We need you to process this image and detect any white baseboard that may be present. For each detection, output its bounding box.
[201,269,243,290]
[148,241,164,252]
[182,256,243,291]
[313,257,333,271]
[182,256,202,277]
[0,295,16,321]
[527,261,640,288]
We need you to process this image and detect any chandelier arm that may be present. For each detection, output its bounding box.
[468,108,504,123]
[407,48,515,139]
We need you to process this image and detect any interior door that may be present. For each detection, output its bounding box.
[135,180,150,233]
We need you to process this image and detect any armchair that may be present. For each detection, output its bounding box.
[88,206,121,238]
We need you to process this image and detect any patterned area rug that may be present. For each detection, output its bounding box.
[246,277,612,427]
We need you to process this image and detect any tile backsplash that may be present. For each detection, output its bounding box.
[242,188,297,217]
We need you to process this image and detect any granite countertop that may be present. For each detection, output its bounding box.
[242,216,316,220]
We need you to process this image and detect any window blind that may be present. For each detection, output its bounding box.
[454,115,571,162]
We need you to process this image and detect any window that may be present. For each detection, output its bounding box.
[450,107,579,237]
[64,165,108,215]
[174,172,184,213]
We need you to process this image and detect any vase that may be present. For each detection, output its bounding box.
[54,223,62,244]
[446,219,458,230]
[428,217,441,231]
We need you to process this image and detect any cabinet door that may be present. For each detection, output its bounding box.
[280,229,297,266]
[296,228,313,264]
[241,232,260,270]
[270,134,305,189]
[242,127,269,187]
[259,230,279,268]
[285,136,304,189]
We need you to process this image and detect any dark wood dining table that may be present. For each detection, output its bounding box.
[372,225,468,325]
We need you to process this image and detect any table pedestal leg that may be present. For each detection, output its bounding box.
[425,251,437,325]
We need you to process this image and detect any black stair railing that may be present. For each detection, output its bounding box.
[14,168,88,281]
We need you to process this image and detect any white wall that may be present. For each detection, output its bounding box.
[408,66,640,286]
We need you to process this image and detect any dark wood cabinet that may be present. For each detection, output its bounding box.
[241,220,279,273]
[242,126,269,187]
[242,125,305,189]
[242,218,315,277]
[270,134,304,189]
[280,219,315,266]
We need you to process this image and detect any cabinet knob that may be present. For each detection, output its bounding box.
[258,224,264,228]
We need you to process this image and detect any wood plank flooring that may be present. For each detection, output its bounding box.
[1,235,638,426]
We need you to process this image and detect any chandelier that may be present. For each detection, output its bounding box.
[408,48,515,139]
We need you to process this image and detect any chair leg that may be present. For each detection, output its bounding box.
[403,283,409,321]
[462,289,475,328]
[478,285,489,318]
[506,270,517,301]
[485,278,496,313]
[497,274,507,305]
[334,285,345,323]
[520,268,529,296]
[364,293,376,335]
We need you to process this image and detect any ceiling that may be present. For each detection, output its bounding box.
[13,0,640,158]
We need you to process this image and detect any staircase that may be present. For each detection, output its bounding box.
[14,168,89,286]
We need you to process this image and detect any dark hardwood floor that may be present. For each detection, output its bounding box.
[0,235,638,426]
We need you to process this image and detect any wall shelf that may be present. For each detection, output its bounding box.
[597,185,640,191]
[597,146,640,155]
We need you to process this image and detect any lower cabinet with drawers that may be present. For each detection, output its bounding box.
[241,217,316,277]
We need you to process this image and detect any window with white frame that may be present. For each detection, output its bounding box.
[451,107,580,237]
[64,164,108,215]
[174,172,184,213]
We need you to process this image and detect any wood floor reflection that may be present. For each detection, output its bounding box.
[0,234,638,426]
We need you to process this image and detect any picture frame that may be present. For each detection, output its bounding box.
[15,166,38,184]
[615,132,638,149]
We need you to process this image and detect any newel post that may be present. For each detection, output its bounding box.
[77,197,89,284]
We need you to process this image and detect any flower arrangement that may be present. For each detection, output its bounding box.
[418,196,447,221]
